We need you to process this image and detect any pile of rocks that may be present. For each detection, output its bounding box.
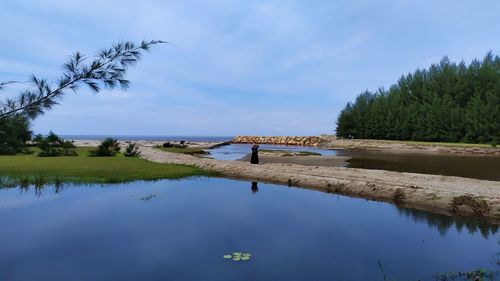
[231,136,324,146]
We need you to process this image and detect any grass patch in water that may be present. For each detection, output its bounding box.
[0,147,215,187]
[156,146,208,155]
[260,149,321,156]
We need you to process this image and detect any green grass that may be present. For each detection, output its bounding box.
[0,147,214,187]
[156,146,208,155]
[260,149,321,156]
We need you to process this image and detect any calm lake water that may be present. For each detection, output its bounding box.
[209,144,500,181]
[0,178,498,281]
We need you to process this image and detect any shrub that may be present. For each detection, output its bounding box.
[32,134,44,146]
[0,116,32,155]
[37,131,77,157]
[90,138,120,157]
[124,143,140,157]
[162,142,174,148]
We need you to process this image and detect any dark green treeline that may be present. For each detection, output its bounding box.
[336,52,500,144]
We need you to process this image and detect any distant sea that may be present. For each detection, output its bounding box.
[60,135,233,142]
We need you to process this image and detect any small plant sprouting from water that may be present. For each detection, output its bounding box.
[54,177,63,193]
[436,268,497,281]
[19,177,30,189]
[450,195,490,216]
[392,188,405,202]
[377,259,387,281]
[326,182,345,194]
[140,194,157,201]
[223,252,252,262]
[34,175,46,189]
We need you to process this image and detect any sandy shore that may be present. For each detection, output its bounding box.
[138,146,500,224]
[71,139,221,149]
[318,135,500,155]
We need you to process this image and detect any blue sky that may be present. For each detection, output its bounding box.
[1,0,499,136]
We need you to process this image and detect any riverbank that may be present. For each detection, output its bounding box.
[140,146,500,223]
[320,135,500,155]
[231,135,500,155]
[0,147,212,186]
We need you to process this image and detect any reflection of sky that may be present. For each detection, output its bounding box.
[0,178,497,281]
[208,144,339,160]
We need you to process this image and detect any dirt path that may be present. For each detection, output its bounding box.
[139,146,500,224]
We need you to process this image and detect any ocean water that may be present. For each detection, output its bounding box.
[61,135,233,142]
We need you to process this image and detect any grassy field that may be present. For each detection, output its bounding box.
[156,146,208,155]
[0,147,214,187]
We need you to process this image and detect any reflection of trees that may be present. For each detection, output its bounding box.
[396,207,499,238]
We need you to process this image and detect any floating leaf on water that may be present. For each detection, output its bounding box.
[223,255,232,259]
[241,256,250,261]
[242,253,251,257]
[233,252,242,256]
[233,257,241,261]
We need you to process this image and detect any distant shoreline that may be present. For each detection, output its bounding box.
[61,135,233,142]
[63,134,500,156]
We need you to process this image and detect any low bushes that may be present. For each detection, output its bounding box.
[124,143,140,157]
[162,141,187,149]
[89,138,121,157]
[36,131,77,157]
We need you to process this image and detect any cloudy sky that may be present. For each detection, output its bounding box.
[1,0,499,136]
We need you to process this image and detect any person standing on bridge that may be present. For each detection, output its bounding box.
[250,143,259,164]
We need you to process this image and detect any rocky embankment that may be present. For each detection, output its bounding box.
[231,136,324,146]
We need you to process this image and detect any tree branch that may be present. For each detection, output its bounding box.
[0,40,166,119]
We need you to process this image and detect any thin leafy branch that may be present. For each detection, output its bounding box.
[0,81,19,91]
[0,40,166,119]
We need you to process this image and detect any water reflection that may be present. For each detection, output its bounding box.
[396,207,499,238]
[0,178,498,281]
[4,181,498,240]
[251,182,259,194]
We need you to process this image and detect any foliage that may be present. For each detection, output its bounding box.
[90,138,121,157]
[37,131,77,157]
[336,52,500,144]
[436,268,497,281]
[0,40,163,156]
[124,143,140,157]
[0,147,215,187]
[157,146,208,155]
[162,142,174,148]
[0,40,165,119]
[223,252,252,262]
[162,141,187,148]
[0,115,32,155]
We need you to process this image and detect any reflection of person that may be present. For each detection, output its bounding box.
[251,182,259,193]
[250,144,259,164]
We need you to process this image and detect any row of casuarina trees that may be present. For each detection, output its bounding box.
[336,52,500,145]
